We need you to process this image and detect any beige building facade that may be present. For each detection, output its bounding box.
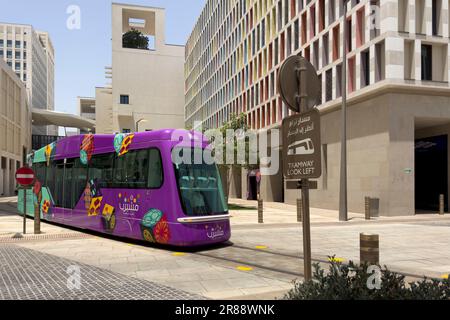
[95,3,185,134]
[185,0,450,216]
[0,59,31,196]
[0,23,56,136]
[77,96,96,134]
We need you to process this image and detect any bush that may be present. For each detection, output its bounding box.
[284,257,450,300]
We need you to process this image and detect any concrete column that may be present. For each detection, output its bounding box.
[370,43,376,84]
[355,50,362,91]
[241,167,248,200]
[425,0,433,36]
[385,36,404,80]
[409,0,416,34]
[0,166,3,196]
[228,166,243,198]
[443,0,449,38]
[414,39,422,81]
[380,0,398,34]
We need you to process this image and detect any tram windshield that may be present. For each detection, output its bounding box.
[174,147,228,216]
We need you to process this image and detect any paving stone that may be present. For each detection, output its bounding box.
[0,244,205,300]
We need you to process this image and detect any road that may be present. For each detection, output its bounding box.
[1,197,450,299]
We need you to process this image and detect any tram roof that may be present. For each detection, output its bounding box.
[32,129,208,163]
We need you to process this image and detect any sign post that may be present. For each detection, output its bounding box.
[278,55,321,282]
[15,166,36,235]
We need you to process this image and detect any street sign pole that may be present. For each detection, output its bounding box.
[339,0,349,222]
[297,58,312,281]
[16,165,36,235]
[23,186,27,235]
[280,55,321,283]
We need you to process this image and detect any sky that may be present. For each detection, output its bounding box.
[0,0,205,115]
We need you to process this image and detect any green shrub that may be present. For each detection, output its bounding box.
[284,257,450,300]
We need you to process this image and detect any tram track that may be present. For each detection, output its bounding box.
[187,242,434,282]
[189,242,308,279]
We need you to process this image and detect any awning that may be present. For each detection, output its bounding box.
[32,108,95,131]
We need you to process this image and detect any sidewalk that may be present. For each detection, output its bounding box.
[0,197,84,240]
[228,198,450,225]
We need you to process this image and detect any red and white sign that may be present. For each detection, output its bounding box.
[15,167,35,186]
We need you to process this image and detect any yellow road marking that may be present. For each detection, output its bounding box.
[236,266,253,271]
[255,245,268,250]
[172,252,186,257]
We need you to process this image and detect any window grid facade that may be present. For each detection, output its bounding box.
[185,0,450,130]
[0,24,55,136]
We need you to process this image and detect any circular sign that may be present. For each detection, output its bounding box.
[15,166,35,186]
[278,55,321,113]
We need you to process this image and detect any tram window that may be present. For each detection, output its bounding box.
[54,160,65,207]
[63,160,74,209]
[114,149,149,189]
[89,153,115,188]
[46,161,56,198]
[148,148,163,188]
[71,159,88,208]
[33,162,46,184]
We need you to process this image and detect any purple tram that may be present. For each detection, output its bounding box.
[18,129,231,247]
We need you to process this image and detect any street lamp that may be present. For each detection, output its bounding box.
[135,118,147,132]
[339,0,349,222]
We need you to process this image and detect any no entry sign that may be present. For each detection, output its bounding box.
[15,166,35,186]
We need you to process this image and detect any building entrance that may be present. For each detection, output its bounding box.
[415,135,448,212]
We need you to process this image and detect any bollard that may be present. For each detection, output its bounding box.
[439,194,444,215]
[360,233,379,265]
[364,196,371,220]
[258,199,263,223]
[297,198,302,222]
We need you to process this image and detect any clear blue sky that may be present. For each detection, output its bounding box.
[0,0,205,115]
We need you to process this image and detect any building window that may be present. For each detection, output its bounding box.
[361,50,370,87]
[6,50,12,59]
[336,63,343,98]
[7,40,12,48]
[120,95,129,104]
[15,51,20,59]
[0,50,3,58]
[421,44,432,81]
[375,41,385,82]
[15,41,21,49]
[325,69,332,102]
[15,62,20,71]
[0,39,3,47]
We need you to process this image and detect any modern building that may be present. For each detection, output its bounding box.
[0,23,56,136]
[185,0,450,216]
[94,3,185,134]
[0,59,31,196]
[77,96,96,134]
